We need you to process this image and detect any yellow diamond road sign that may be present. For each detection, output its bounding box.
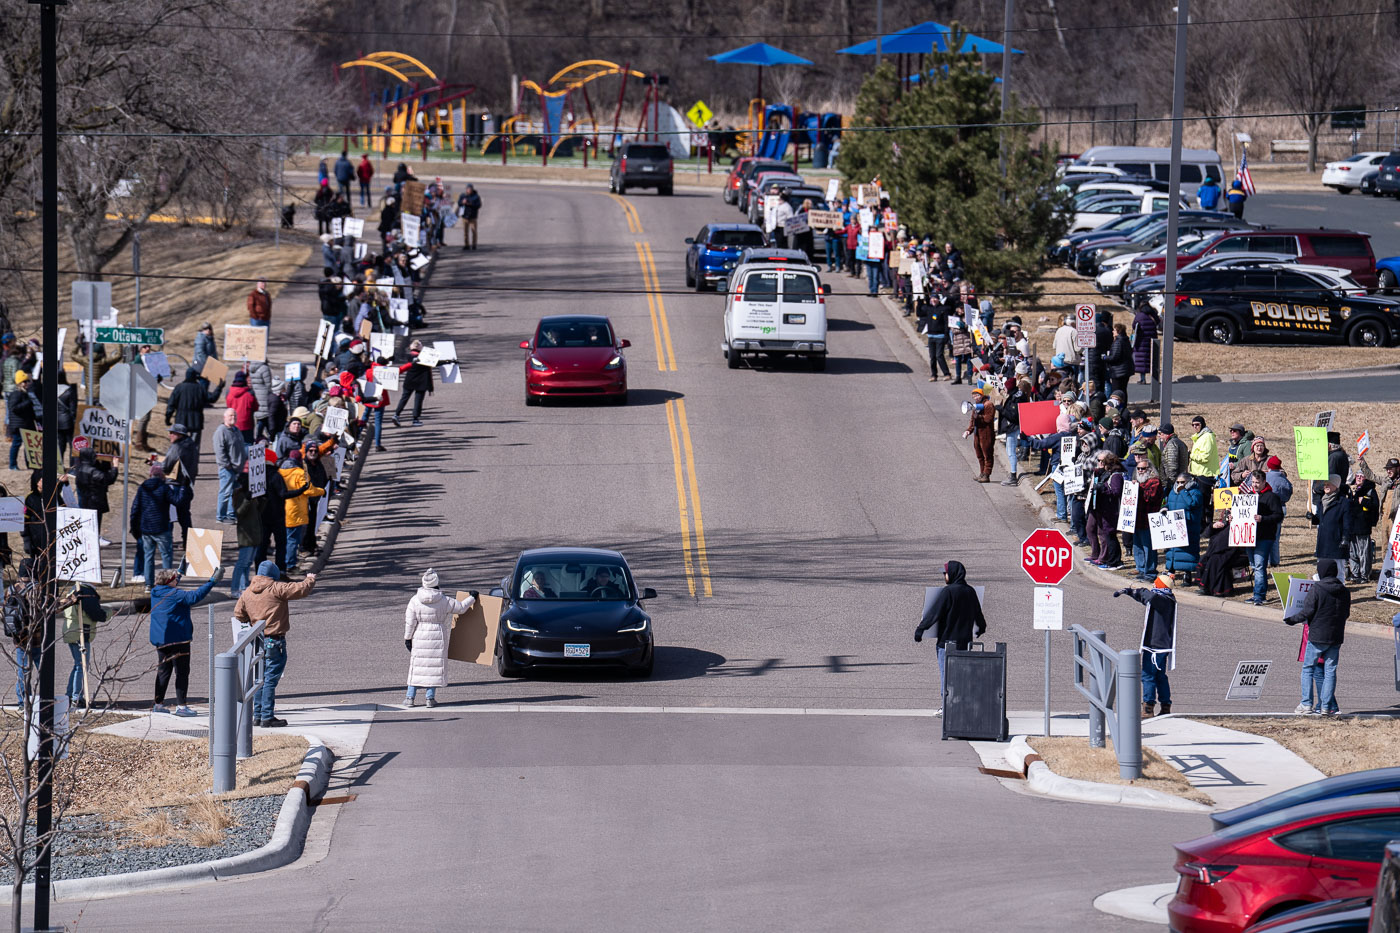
[686,100,713,127]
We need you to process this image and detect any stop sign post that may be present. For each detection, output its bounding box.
[1022,528,1073,736]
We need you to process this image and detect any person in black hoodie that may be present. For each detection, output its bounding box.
[1285,558,1350,715]
[72,448,117,545]
[914,560,987,698]
[6,371,36,470]
[165,367,222,446]
[1114,576,1178,717]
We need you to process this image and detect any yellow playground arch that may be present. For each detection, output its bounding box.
[482,59,649,158]
[340,52,477,156]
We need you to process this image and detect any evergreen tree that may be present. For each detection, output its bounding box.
[834,62,899,186]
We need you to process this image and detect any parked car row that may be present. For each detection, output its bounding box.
[1321,150,1400,197]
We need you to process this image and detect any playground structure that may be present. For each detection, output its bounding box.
[338,51,478,157]
[748,102,844,167]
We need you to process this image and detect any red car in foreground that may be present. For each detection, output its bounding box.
[522,314,630,405]
[1168,792,1400,932]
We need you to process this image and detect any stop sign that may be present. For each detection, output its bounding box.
[1021,528,1074,585]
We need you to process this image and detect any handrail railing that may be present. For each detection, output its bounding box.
[1070,625,1142,780]
[213,619,267,794]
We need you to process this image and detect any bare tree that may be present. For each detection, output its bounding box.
[1263,0,1366,171]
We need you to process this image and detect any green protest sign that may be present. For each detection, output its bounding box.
[1293,426,1329,480]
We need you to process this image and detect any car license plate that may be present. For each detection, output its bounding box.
[641,165,654,171]
[564,644,591,658]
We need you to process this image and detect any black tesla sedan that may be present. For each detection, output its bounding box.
[492,547,656,678]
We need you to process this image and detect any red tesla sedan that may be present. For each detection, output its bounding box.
[1168,792,1400,933]
[522,314,630,405]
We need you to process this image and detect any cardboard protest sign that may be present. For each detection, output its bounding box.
[359,319,372,340]
[1017,401,1059,435]
[1229,492,1259,547]
[248,441,267,497]
[373,364,400,390]
[78,407,126,459]
[20,429,42,470]
[807,209,843,230]
[434,341,460,384]
[322,406,349,436]
[200,355,229,384]
[183,527,224,578]
[401,179,425,214]
[0,497,23,532]
[1117,480,1140,534]
[446,594,504,665]
[56,507,101,583]
[1149,509,1191,550]
[1293,426,1329,480]
[1213,486,1238,511]
[224,324,268,362]
[416,346,441,367]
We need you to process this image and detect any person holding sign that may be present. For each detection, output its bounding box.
[1284,558,1350,716]
[404,569,477,708]
[1129,460,1164,581]
[61,583,107,709]
[1310,474,1348,564]
[1342,472,1379,584]
[6,371,36,470]
[72,448,117,546]
[279,450,324,568]
[1241,471,1284,605]
[149,566,224,716]
[1163,473,1204,584]
[392,339,434,427]
[1113,577,1178,718]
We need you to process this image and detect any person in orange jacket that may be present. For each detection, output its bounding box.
[278,449,324,568]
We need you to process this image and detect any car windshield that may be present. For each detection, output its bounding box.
[517,561,631,600]
[536,320,614,348]
[626,144,669,160]
[710,230,767,248]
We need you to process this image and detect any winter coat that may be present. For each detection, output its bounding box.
[5,386,34,431]
[1342,481,1379,536]
[55,383,77,432]
[1105,335,1133,382]
[998,390,1026,435]
[261,468,305,532]
[247,362,275,418]
[163,435,200,485]
[247,288,272,322]
[214,424,248,473]
[1189,429,1220,478]
[60,585,106,645]
[230,481,262,547]
[915,560,986,649]
[1313,493,1347,560]
[193,332,218,371]
[1134,475,1164,529]
[274,427,308,460]
[400,354,434,394]
[333,155,354,185]
[1164,483,1204,572]
[357,158,374,184]
[459,191,481,220]
[1130,310,1158,374]
[226,385,259,431]
[1266,469,1294,506]
[950,326,973,358]
[1118,587,1177,666]
[1231,451,1271,485]
[130,478,188,536]
[378,203,400,236]
[166,369,217,434]
[233,574,316,638]
[1254,489,1284,541]
[72,450,117,516]
[1159,435,1189,482]
[279,465,324,528]
[404,587,473,687]
[966,399,994,436]
[149,576,219,647]
[1088,468,1124,519]
[1284,559,1350,647]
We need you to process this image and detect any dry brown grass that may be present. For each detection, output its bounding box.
[1028,735,1215,805]
[1171,343,1400,378]
[1196,717,1400,777]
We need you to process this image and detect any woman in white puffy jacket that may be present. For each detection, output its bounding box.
[404,568,476,707]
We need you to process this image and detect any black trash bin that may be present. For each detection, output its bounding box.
[812,144,829,169]
[942,642,1008,742]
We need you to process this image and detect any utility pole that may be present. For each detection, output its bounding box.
[998,0,1015,196]
[1160,0,1188,424]
[30,0,64,929]
[875,0,883,62]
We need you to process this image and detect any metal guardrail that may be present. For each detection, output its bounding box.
[1070,625,1142,780]
[212,619,267,794]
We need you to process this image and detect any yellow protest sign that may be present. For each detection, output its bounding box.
[686,99,713,127]
[1213,486,1238,511]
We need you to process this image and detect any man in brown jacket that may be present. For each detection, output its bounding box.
[235,560,316,727]
[963,388,996,483]
[247,279,272,329]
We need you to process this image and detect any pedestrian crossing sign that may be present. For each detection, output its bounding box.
[686,100,713,127]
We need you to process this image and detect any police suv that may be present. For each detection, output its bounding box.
[1171,266,1400,346]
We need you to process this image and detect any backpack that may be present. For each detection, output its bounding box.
[3,589,28,640]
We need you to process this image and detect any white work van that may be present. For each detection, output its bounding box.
[720,257,829,370]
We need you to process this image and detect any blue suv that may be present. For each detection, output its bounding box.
[684,224,768,292]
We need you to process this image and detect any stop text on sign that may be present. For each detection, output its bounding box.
[1021,528,1075,585]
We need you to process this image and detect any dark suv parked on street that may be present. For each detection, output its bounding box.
[610,141,673,196]
[1375,150,1400,197]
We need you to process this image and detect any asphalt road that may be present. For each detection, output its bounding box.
[1249,188,1400,259]
[1128,372,1400,403]
[58,179,1399,931]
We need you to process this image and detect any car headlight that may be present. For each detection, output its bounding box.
[617,618,649,633]
[603,355,622,370]
[504,618,539,633]
[528,356,548,372]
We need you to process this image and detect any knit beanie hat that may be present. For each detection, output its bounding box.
[422,568,439,588]
[257,560,280,578]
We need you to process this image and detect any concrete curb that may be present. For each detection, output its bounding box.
[0,743,334,904]
[1092,882,1176,924]
[1175,362,1400,383]
[1004,735,1211,813]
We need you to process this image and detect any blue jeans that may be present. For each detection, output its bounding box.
[217,467,238,523]
[231,545,257,598]
[7,432,21,470]
[1052,481,1067,521]
[953,356,973,382]
[255,637,287,721]
[1131,528,1157,577]
[15,645,28,703]
[372,407,384,447]
[866,262,881,295]
[1268,524,1283,566]
[1070,497,1087,543]
[937,644,948,700]
[67,641,91,704]
[1247,546,1270,601]
[249,318,270,328]
[1141,651,1171,706]
[141,530,174,586]
[285,525,306,566]
[406,685,437,701]
[1301,642,1340,713]
[1005,429,1021,475]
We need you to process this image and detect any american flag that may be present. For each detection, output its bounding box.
[1236,148,1256,196]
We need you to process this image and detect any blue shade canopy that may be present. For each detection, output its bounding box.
[708,42,813,67]
[836,21,1024,55]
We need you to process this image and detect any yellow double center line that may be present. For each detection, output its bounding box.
[608,192,711,598]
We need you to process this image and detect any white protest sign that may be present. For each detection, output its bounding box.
[1225,660,1271,700]
[357,376,382,400]
[78,407,127,459]
[1229,492,1259,548]
[1059,436,1076,467]
[248,440,267,497]
[313,319,335,360]
[376,282,394,299]
[1283,577,1316,618]
[56,327,67,363]
[333,445,347,482]
[1149,509,1191,550]
[825,178,840,202]
[285,362,301,383]
[1314,410,1335,430]
[434,341,460,384]
[354,242,368,261]
[1032,585,1063,631]
[330,217,343,238]
[373,364,400,390]
[400,213,421,245]
[315,491,330,531]
[410,253,431,271]
[1062,463,1085,494]
[343,217,364,239]
[369,332,396,362]
[764,194,779,231]
[1117,480,1139,534]
[858,207,873,229]
[56,507,101,583]
[866,232,885,261]
[1377,508,1400,603]
[141,350,171,379]
[389,298,410,323]
[322,406,349,436]
[1357,431,1370,458]
[0,497,24,532]
[416,346,441,367]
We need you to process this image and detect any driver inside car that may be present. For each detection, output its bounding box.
[587,567,624,599]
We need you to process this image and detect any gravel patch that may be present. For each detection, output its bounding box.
[0,795,283,882]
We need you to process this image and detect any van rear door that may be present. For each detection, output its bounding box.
[731,269,781,341]
[776,270,825,344]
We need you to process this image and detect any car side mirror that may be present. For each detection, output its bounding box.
[488,587,504,598]
[500,575,511,597]
[619,339,632,349]
[519,340,531,350]
[684,237,694,245]
[821,283,832,295]
[641,587,657,600]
